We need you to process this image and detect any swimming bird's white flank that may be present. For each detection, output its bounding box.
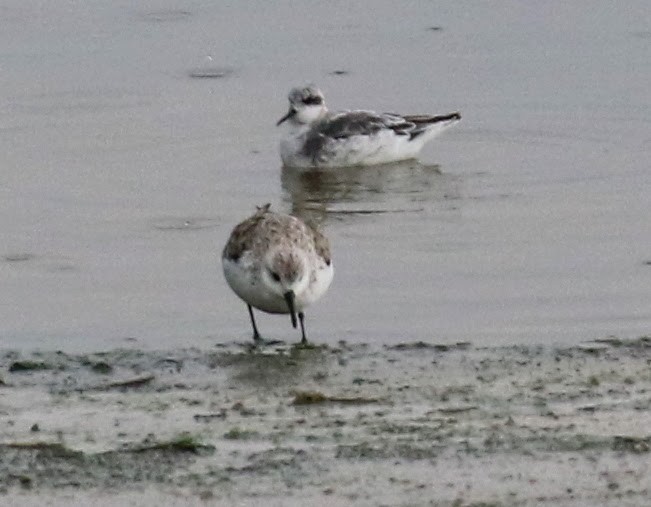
[222,204,333,344]
[277,85,461,168]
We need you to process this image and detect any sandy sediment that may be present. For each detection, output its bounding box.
[1,337,651,506]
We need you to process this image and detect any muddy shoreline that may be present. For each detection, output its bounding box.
[1,337,650,505]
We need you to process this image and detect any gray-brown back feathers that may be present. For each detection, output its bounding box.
[223,204,331,266]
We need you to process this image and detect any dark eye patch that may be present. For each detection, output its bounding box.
[271,271,281,282]
[302,96,323,106]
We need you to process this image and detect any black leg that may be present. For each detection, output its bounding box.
[248,305,262,342]
[298,312,307,344]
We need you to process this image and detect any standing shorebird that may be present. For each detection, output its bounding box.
[222,204,333,344]
[277,85,461,168]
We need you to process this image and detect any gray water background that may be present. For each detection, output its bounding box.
[1,1,650,351]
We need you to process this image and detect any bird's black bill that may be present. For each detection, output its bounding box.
[276,108,296,126]
[284,291,298,328]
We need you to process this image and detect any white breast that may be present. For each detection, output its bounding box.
[298,261,334,307]
[223,254,334,314]
[222,255,287,314]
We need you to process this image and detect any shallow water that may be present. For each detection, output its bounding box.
[1,0,650,351]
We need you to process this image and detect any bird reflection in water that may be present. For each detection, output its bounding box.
[281,159,462,225]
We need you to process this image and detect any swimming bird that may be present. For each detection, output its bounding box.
[222,204,333,344]
[277,85,461,168]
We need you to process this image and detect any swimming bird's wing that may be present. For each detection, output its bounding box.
[316,110,461,140]
[300,111,414,163]
[300,110,461,164]
[316,111,414,139]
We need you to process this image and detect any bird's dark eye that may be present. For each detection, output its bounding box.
[270,271,281,282]
[303,96,322,106]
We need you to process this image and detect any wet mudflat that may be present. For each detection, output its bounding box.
[2,336,650,506]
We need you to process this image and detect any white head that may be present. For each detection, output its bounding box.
[261,247,310,328]
[277,85,327,127]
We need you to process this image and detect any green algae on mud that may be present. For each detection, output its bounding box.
[8,361,52,373]
[1,338,651,505]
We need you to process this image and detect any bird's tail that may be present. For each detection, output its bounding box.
[405,112,461,140]
[404,112,461,125]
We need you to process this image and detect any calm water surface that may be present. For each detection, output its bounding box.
[1,1,650,351]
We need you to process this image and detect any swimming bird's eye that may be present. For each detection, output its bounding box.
[303,96,322,106]
[270,271,281,282]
